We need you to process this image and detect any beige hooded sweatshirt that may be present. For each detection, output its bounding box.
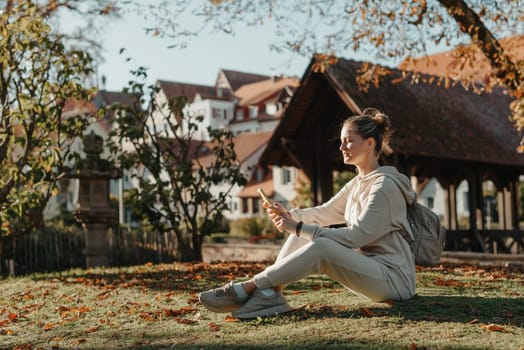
[289,166,417,297]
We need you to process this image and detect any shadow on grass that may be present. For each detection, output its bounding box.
[31,261,270,292]
[277,294,524,328]
[32,262,523,329]
[84,339,505,350]
[392,294,524,327]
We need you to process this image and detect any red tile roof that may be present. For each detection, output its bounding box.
[234,77,300,107]
[196,131,272,168]
[237,177,274,198]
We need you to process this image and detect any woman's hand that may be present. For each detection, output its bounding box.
[264,202,297,233]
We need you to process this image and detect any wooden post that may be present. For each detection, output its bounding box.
[503,183,514,230]
[446,183,458,230]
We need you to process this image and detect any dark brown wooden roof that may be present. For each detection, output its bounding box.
[220,69,270,91]
[261,57,524,173]
[94,90,137,107]
[157,80,217,102]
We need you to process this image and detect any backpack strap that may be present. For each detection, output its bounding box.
[400,195,417,251]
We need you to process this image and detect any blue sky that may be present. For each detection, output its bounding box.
[95,11,313,92]
[84,5,457,93]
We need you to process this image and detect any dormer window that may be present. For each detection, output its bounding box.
[265,103,277,115]
[256,168,264,182]
[249,105,258,118]
[236,109,244,120]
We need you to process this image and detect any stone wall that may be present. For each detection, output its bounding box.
[202,243,281,263]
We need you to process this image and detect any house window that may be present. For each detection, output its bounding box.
[256,168,264,182]
[249,105,258,118]
[282,168,291,185]
[242,198,249,213]
[265,103,277,115]
[427,197,434,209]
[236,109,244,120]
[212,108,224,119]
[252,198,259,213]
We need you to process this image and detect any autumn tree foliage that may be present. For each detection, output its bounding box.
[108,68,247,262]
[135,0,524,149]
[0,0,95,274]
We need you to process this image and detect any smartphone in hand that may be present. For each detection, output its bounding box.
[257,188,272,206]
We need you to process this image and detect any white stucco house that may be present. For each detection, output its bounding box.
[46,69,301,224]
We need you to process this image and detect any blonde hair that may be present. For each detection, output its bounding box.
[343,108,392,155]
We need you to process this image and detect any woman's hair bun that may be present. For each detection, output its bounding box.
[362,107,391,130]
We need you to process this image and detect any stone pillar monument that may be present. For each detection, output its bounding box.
[67,131,121,267]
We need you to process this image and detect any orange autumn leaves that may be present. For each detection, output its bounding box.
[1,261,522,349]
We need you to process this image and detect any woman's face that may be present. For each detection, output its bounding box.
[339,124,371,166]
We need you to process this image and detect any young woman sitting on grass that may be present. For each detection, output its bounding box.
[199,108,417,319]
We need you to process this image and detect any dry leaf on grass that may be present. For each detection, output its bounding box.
[480,323,510,333]
[85,326,100,333]
[208,322,220,331]
[71,338,87,345]
[43,322,58,331]
[359,307,388,317]
[0,328,17,335]
[173,317,198,325]
[224,315,239,322]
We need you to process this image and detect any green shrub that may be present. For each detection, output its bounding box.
[229,215,274,237]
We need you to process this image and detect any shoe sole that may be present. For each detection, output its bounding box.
[232,303,292,319]
[198,293,241,313]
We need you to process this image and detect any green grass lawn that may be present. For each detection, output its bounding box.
[1,261,523,350]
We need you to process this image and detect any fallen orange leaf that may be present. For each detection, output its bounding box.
[71,338,87,345]
[173,317,197,325]
[360,307,374,317]
[86,326,100,333]
[165,307,198,317]
[43,322,56,331]
[481,323,509,333]
[187,295,199,304]
[208,322,220,331]
[97,290,112,300]
[359,307,388,317]
[139,312,154,321]
[224,315,239,322]
[5,328,17,335]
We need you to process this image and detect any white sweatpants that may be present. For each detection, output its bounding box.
[253,234,407,301]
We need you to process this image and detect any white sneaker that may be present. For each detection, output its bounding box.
[199,281,245,313]
[232,289,292,319]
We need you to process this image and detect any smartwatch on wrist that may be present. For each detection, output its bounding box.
[296,221,303,236]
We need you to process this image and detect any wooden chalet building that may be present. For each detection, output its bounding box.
[260,57,524,254]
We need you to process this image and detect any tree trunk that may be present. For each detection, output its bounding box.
[437,0,523,91]
[173,229,193,262]
[191,230,202,262]
[0,236,4,277]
